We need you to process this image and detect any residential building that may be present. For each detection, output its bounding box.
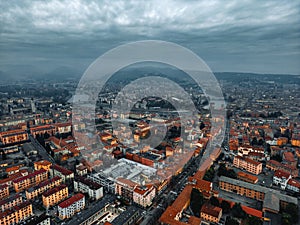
[74,176,103,200]
[133,185,156,208]
[273,170,291,189]
[237,171,258,184]
[115,178,138,201]
[50,164,74,183]
[282,152,297,167]
[200,203,222,223]
[34,160,52,172]
[26,176,62,200]
[0,193,23,212]
[0,129,29,145]
[76,165,88,176]
[267,160,298,177]
[0,185,9,200]
[42,184,68,208]
[233,156,262,175]
[30,125,55,138]
[286,179,300,193]
[0,201,33,225]
[13,169,48,192]
[58,193,85,220]
[219,176,297,213]
[25,213,51,225]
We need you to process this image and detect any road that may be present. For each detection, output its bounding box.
[140,152,204,225]
[29,134,55,163]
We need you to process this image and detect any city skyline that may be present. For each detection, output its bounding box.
[1,0,300,79]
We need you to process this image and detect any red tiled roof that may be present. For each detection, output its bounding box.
[283,152,295,162]
[42,184,67,197]
[241,205,263,218]
[201,203,222,218]
[58,193,84,208]
[274,170,291,179]
[52,164,73,176]
[287,179,300,188]
[13,169,47,184]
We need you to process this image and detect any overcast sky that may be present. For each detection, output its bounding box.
[1,0,300,77]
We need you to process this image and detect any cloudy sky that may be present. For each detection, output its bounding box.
[1,0,300,78]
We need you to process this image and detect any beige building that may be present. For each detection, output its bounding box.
[13,169,48,192]
[26,176,62,200]
[0,185,9,200]
[58,193,85,220]
[233,156,262,175]
[200,203,222,223]
[42,184,68,208]
[0,201,33,225]
[133,185,156,208]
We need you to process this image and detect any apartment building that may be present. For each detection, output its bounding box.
[0,185,9,200]
[34,160,52,172]
[58,193,85,220]
[0,129,29,145]
[115,178,138,202]
[42,184,68,208]
[26,176,62,200]
[0,193,23,212]
[286,179,300,193]
[74,176,103,200]
[133,185,156,208]
[50,164,74,183]
[237,171,258,184]
[219,176,297,213]
[273,170,291,190]
[200,203,222,223]
[13,169,48,192]
[0,201,33,225]
[233,156,262,175]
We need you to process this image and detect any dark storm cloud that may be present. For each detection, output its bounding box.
[0,0,299,76]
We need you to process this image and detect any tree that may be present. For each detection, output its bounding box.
[247,216,263,225]
[232,203,247,219]
[225,216,239,225]
[210,196,219,207]
[221,200,231,214]
[281,203,299,224]
[190,188,204,217]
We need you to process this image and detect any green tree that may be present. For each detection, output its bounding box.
[210,196,219,207]
[247,216,263,225]
[282,203,298,224]
[190,188,204,217]
[221,200,231,214]
[225,216,239,225]
[232,203,247,219]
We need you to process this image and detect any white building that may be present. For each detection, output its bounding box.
[58,193,85,220]
[133,185,156,208]
[286,179,300,193]
[74,176,103,200]
[273,170,291,190]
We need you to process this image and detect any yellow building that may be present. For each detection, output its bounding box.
[0,129,29,145]
[13,169,48,192]
[0,184,9,200]
[200,203,222,223]
[42,184,68,208]
[26,176,62,200]
[34,160,52,172]
[0,201,33,225]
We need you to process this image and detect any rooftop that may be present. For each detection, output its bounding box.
[52,164,73,176]
[201,203,222,218]
[75,176,102,190]
[13,169,47,184]
[58,193,85,208]
[42,184,67,197]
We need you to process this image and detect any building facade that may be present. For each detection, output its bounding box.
[13,169,48,192]
[0,185,9,200]
[42,184,68,208]
[0,129,29,145]
[0,193,23,212]
[200,203,222,223]
[26,176,62,200]
[58,193,85,220]
[0,201,33,225]
[74,176,103,200]
[133,185,156,208]
[233,156,262,175]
